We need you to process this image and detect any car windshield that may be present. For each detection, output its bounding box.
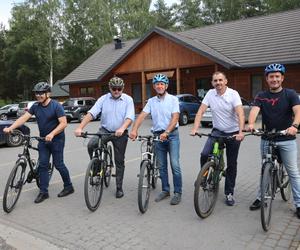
[18,102,28,108]
[63,100,75,106]
[0,105,11,110]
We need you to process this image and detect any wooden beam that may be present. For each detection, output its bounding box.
[176,67,180,94]
[141,71,146,106]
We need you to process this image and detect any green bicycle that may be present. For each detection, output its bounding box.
[193,132,232,218]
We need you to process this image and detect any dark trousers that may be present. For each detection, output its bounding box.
[200,129,241,195]
[38,138,72,194]
[87,128,128,189]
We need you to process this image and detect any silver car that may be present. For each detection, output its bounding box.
[17,101,36,118]
[201,97,252,127]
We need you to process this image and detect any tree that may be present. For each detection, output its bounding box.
[151,0,177,30]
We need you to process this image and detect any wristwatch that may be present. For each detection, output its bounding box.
[165,130,170,135]
[292,123,299,129]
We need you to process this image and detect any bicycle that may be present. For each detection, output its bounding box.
[3,133,54,213]
[251,129,291,231]
[193,132,236,218]
[79,132,115,212]
[137,135,160,213]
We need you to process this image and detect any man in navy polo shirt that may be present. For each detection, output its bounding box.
[4,82,74,203]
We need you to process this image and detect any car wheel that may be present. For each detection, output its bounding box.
[201,121,210,128]
[179,112,189,126]
[78,113,86,122]
[0,114,8,120]
[6,130,24,147]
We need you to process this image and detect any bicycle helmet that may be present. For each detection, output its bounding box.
[108,76,124,88]
[264,63,286,75]
[32,82,51,92]
[152,73,169,85]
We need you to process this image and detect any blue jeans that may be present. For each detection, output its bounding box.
[201,129,241,195]
[38,138,72,194]
[256,139,300,207]
[154,129,182,194]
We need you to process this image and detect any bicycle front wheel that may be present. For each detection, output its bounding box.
[138,160,151,213]
[261,163,274,231]
[194,161,219,218]
[3,161,26,213]
[279,164,291,202]
[84,158,104,212]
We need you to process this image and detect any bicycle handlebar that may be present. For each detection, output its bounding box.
[80,132,116,138]
[192,132,235,140]
[137,135,160,141]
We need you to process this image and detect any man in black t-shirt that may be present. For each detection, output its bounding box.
[247,64,300,219]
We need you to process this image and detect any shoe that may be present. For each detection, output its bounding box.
[116,188,124,198]
[34,193,49,203]
[170,193,181,205]
[225,193,235,206]
[57,186,74,197]
[296,207,300,219]
[249,199,261,210]
[155,191,170,202]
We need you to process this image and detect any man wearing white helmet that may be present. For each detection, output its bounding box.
[75,76,135,198]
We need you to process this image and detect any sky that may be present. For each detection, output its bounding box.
[0,0,180,28]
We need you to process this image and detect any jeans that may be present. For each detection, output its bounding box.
[38,138,72,194]
[87,128,128,189]
[201,129,241,195]
[154,129,182,194]
[256,139,300,207]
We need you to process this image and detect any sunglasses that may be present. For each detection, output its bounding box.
[111,87,123,92]
[35,92,46,96]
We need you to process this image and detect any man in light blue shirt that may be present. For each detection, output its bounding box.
[75,77,135,198]
[130,73,182,205]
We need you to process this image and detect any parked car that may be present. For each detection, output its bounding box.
[0,104,19,120]
[201,97,252,127]
[177,94,201,126]
[62,97,96,122]
[0,120,30,147]
[17,101,36,118]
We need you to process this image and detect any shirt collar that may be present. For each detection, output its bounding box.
[109,93,124,100]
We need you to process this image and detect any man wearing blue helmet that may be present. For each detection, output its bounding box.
[248,63,300,218]
[130,73,183,205]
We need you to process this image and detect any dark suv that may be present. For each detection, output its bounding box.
[176,94,201,125]
[62,97,96,122]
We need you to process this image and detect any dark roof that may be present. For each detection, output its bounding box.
[61,9,300,85]
[51,81,69,97]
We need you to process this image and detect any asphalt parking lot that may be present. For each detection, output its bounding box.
[0,119,299,250]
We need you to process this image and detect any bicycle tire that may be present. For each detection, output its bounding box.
[194,161,219,218]
[261,162,274,231]
[3,161,26,213]
[279,163,291,202]
[138,160,151,213]
[84,158,104,212]
[104,145,113,187]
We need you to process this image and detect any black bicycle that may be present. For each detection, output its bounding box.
[80,132,115,212]
[193,132,235,218]
[137,135,160,213]
[3,133,54,213]
[251,129,291,231]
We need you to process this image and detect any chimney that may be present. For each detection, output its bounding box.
[113,36,122,49]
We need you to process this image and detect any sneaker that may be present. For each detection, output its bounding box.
[57,186,75,197]
[170,193,181,205]
[249,199,261,211]
[155,191,170,202]
[225,193,235,206]
[296,207,300,219]
[116,188,124,198]
[34,192,49,203]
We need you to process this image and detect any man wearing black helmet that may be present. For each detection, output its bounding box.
[4,82,74,203]
[247,64,300,218]
[74,76,135,198]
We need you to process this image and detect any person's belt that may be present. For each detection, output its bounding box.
[153,127,178,134]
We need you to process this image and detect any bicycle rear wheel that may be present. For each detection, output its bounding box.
[84,158,104,212]
[104,145,113,188]
[3,161,26,213]
[261,163,274,231]
[138,160,151,213]
[279,164,291,202]
[194,161,219,218]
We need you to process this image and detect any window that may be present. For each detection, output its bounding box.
[80,87,94,96]
[132,83,152,103]
[196,78,211,99]
[101,85,109,95]
[251,75,263,98]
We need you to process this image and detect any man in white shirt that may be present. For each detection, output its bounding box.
[191,71,245,206]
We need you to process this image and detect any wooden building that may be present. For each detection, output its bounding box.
[60,9,300,113]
